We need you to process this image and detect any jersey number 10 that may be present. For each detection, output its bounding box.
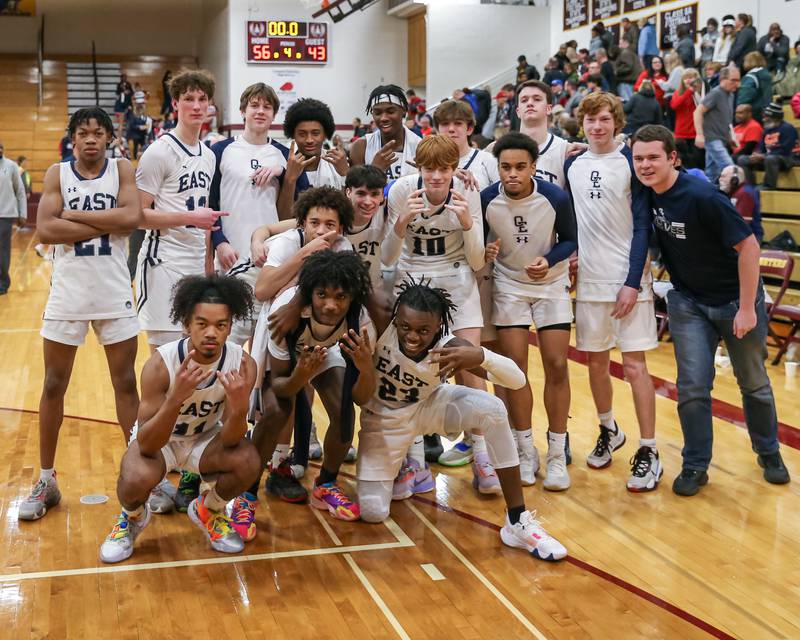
[412,236,446,257]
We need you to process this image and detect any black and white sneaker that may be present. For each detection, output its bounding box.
[586,422,626,469]
[626,446,663,492]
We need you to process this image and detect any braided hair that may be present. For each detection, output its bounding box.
[393,276,457,339]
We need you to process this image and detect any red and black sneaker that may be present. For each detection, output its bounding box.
[266,460,309,503]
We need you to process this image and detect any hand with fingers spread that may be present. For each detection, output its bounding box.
[428,345,484,381]
[188,208,227,231]
[169,350,207,403]
[295,345,328,383]
[216,242,239,271]
[268,295,302,343]
[444,189,473,230]
[484,238,501,264]
[339,328,373,373]
[525,256,549,281]
[250,237,269,268]
[371,139,398,171]
[251,165,284,188]
[611,285,638,319]
[286,141,317,182]
[455,168,479,191]
[217,365,250,415]
[322,146,350,176]
[395,187,427,235]
[302,229,339,256]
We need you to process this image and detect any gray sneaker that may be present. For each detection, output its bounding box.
[147,479,177,514]
[99,506,152,564]
[18,475,62,521]
[344,446,357,463]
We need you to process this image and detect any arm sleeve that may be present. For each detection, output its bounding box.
[542,188,578,266]
[625,170,653,290]
[208,140,225,211]
[461,187,486,271]
[210,219,228,248]
[481,348,526,390]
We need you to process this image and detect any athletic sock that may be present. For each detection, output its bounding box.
[507,504,526,525]
[598,411,615,430]
[409,436,425,467]
[515,428,534,455]
[316,466,338,486]
[203,488,227,512]
[271,443,290,469]
[640,437,657,450]
[123,505,145,520]
[471,434,487,456]
[40,468,55,482]
[547,431,566,452]
[245,472,262,501]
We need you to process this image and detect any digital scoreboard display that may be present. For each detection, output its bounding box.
[246,20,329,64]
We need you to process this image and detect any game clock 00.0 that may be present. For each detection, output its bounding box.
[246,20,329,64]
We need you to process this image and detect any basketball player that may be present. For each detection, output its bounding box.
[99,275,260,563]
[565,92,662,492]
[344,165,390,291]
[384,135,501,494]
[483,133,577,490]
[350,84,421,181]
[209,83,291,347]
[357,279,567,562]
[18,107,142,522]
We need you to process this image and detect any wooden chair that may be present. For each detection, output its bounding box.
[759,250,797,364]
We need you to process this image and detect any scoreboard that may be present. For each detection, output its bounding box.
[246,20,329,64]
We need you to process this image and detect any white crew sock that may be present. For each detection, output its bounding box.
[40,468,55,482]
[122,504,145,520]
[598,411,615,430]
[515,428,534,454]
[409,436,425,467]
[547,431,566,453]
[471,434,487,456]
[203,488,227,512]
[640,437,657,450]
[271,443,290,469]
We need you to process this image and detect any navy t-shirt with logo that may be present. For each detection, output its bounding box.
[646,172,753,306]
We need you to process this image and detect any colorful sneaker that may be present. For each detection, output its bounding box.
[519,446,540,486]
[311,482,360,521]
[99,506,152,564]
[266,460,309,503]
[543,447,571,492]
[586,423,626,469]
[18,474,62,521]
[308,423,323,460]
[471,451,502,495]
[500,510,567,561]
[410,457,435,494]
[147,479,176,514]
[438,438,473,467]
[627,446,663,492]
[228,495,258,542]
[174,470,201,512]
[188,494,244,553]
[344,446,358,463]
[424,434,444,463]
[392,459,415,501]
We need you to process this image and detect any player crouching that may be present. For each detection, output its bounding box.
[100,275,260,563]
[357,280,567,561]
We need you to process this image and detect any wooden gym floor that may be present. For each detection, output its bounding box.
[0,228,798,639]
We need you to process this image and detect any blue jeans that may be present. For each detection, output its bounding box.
[617,83,633,101]
[666,288,779,471]
[703,138,733,182]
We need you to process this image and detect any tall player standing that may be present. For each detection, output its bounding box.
[565,93,662,492]
[19,108,142,521]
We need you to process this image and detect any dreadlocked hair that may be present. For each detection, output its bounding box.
[393,276,457,337]
[364,84,408,114]
[298,250,372,309]
[170,275,254,326]
[283,97,336,139]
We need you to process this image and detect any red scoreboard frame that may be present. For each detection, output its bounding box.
[246,20,329,65]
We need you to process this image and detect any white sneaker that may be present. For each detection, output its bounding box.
[543,449,570,491]
[309,423,323,460]
[500,510,567,561]
[99,506,152,563]
[147,479,176,513]
[626,446,664,492]
[519,446,540,486]
[586,423,626,469]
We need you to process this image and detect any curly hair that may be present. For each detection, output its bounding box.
[365,84,408,114]
[283,98,335,139]
[393,276,457,338]
[294,186,355,233]
[297,250,372,309]
[68,107,114,139]
[170,275,254,326]
[492,131,539,163]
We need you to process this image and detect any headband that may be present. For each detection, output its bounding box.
[369,93,405,111]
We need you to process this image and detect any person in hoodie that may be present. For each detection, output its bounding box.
[737,51,772,122]
[737,102,799,189]
[774,40,800,99]
[757,22,790,73]
[727,14,757,70]
[623,80,662,135]
[674,25,696,69]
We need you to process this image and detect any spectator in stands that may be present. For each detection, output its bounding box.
[589,26,603,56]
[406,88,422,117]
[671,69,704,168]
[713,16,736,64]
[635,56,668,106]
[16,156,31,196]
[595,21,614,52]
[757,23,790,73]
[114,74,133,135]
[516,55,540,84]
[774,41,800,99]
[565,40,579,64]
[543,58,567,86]
[352,116,367,139]
[695,65,741,181]
[126,105,151,160]
[133,83,147,108]
[732,104,764,162]
[658,52,685,104]
[700,18,720,65]
[583,60,610,91]
[563,79,582,116]
[728,13,757,70]
[107,136,128,160]
[615,36,642,102]
[623,80,662,134]
[562,62,578,84]
[0,141,26,295]
[561,116,581,142]
[638,17,659,70]
[550,80,567,106]
[737,52,772,122]
[675,25,697,68]
[162,110,177,131]
[418,114,433,137]
[719,165,764,241]
[554,43,570,69]
[621,17,639,51]
[493,90,512,138]
[585,75,604,95]
[595,48,617,94]
[737,102,799,189]
[405,116,422,137]
[160,70,172,116]
[59,128,73,161]
[704,61,723,91]
[576,48,590,76]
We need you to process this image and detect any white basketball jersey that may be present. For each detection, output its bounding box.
[304,159,346,189]
[45,159,134,321]
[347,205,389,288]
[459,149,499,190]
[157,337,244,439]
[535,133,568,188]
[364,127,421,181]
[364,324,451,415]
[136,133,216,275]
